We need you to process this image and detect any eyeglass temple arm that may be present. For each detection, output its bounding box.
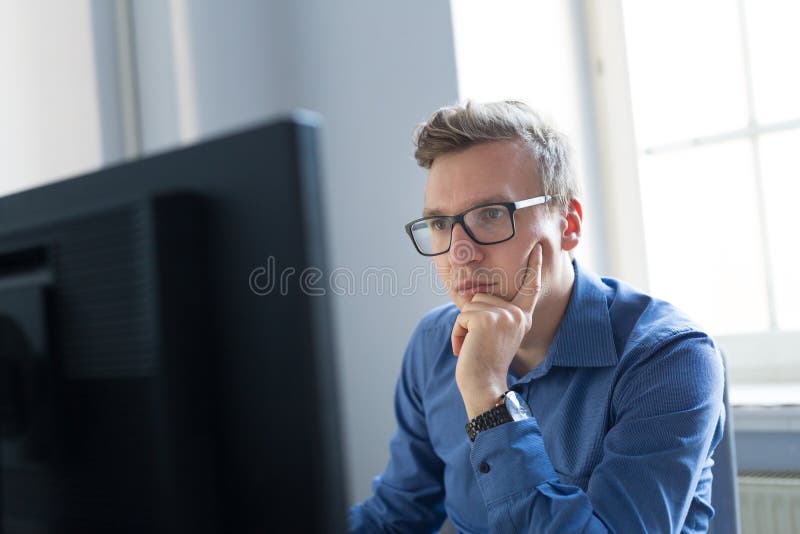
[513,195,553,209]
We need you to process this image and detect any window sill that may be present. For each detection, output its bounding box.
[731,383,800,433]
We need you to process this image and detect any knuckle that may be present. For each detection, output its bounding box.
[481,311,500,327]
[509,306,525,324]
[531,277,542,292]
[499,308,516,325]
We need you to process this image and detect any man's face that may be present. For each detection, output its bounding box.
[424,140,563,310]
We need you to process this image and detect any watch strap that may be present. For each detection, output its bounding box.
[465,401,513,442]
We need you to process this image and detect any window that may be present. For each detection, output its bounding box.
[586,0,800,383]
[621,0,800,336]
[453,0,799,382]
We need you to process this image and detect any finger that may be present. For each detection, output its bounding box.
[469,292,509,307]
[451,310,481,356]
[511,242,543,313]
[469,294,525,329]
[451,317,466,356]
[460,299,500,313]
[465,296,519,324]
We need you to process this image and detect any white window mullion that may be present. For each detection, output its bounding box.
[737,0,778,330]
[748,135,778,330]
[642,120,800,156]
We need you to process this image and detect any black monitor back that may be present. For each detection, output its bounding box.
[0,116,346,533]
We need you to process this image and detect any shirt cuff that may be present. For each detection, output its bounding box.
[469,417,558,504]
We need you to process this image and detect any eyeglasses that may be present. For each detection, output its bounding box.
[405,195,553,256]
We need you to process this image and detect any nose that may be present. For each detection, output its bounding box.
[448,222,482,265]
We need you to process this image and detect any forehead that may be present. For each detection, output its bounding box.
[423,140,541,215]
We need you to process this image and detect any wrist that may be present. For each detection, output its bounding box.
[465,390,532,441]
[461,384,508,420]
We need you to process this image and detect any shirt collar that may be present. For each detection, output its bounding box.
[545,259,618,368]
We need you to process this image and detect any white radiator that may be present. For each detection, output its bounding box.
[738,472,800,534]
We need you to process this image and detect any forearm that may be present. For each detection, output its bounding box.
[470,401,720,534]
[470,418,611,533]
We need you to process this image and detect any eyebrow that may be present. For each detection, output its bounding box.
[422,195,512,218]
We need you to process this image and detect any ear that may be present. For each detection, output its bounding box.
[560,198,583,252]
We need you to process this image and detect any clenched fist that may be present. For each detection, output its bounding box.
[452,243,543,419]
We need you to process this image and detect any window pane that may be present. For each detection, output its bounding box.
[743,0,800,124]
[638,140,769,334]
[622,0,749,147]
[759,130,800,329]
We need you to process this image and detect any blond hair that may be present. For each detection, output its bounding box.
[413,100,580,212]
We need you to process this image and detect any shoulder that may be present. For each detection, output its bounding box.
[399,303,459,386]
[603,276,705,349]
[415,302,459,334]
[599,276,724,410]
[405,302,459,360]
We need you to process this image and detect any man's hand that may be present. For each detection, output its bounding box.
[452,243,543,420]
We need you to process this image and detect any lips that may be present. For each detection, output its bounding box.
[455,281,495,296]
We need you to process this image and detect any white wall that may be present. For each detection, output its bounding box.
[278,1,459,504]
[122,0,459,504]
[0,2,105,196]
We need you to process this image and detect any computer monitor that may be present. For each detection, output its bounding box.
[0,115,346,533]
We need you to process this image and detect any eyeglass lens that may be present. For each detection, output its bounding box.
[411,204,513,255]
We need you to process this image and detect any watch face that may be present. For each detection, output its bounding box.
[504,391,532,421]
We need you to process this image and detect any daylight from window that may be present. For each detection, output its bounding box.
[622,0,800,334]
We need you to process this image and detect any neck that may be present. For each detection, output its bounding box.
[511,254,575,376]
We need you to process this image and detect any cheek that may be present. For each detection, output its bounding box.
[494,237,541,293]
[432,257,451,278]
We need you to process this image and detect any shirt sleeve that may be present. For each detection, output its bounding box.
[468,334,725,534]
[349,322,447,533]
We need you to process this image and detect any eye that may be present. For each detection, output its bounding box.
[485,207,503,220]
[475,206,505,223]
[429,218,449,231]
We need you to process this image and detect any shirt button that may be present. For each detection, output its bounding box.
[479,462,490,474]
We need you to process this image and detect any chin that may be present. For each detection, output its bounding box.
[450,288,504,309]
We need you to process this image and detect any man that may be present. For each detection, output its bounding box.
[349,101,724,533]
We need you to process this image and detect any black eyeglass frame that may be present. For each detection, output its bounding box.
[404,195,553,257]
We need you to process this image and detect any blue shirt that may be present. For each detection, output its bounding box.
[350,260,725,533]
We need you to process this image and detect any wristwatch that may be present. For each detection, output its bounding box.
[465,390,532,442]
